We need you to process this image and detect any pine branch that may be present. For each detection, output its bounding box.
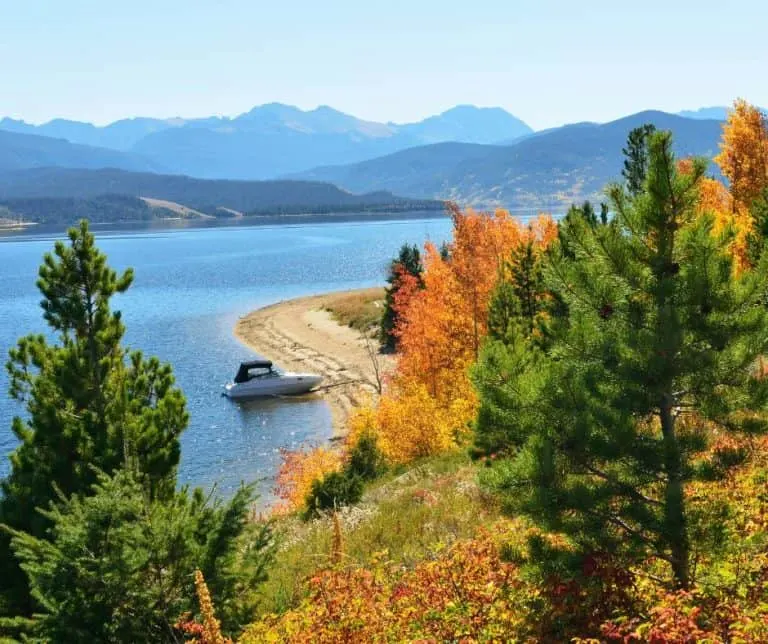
[577,460,663,507]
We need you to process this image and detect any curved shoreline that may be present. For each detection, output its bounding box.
[233,288,393,437]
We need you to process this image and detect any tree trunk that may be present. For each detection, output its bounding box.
[660,393,689,589]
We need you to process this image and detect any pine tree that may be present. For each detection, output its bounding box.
[4,470,272,642]
[487,237,554,344]
[480,131,768,588]
[747,188,768,265]
[622,123,657,196]
[380,243,423,351]
[476,229,560,455]
[0,221,188,615]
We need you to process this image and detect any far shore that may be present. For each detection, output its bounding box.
[0,210,449,238]
[234,288,394,437]
[0,221,37,231]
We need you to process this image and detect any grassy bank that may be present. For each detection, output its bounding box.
[322,287,385,334]
[256,451,502,616]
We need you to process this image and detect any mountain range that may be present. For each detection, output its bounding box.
[0,104,533,180]
[0,103,737,218]
[293,111,725,208]
[677,105,766,121]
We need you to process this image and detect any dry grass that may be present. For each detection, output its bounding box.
[255,452,502,615]
[323,287,386,334]
[140,197,212,219]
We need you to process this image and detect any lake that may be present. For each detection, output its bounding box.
[0,215,453,503]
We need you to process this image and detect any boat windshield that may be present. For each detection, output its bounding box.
[250,368,279,379]
[233,361,284,383]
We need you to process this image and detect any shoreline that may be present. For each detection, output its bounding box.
[0,211,449,239]
[233,288,393,438]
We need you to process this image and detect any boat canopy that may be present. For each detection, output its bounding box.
[234,360,273,383]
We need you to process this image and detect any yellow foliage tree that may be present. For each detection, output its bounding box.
[348,381,460,463]
[715,99,768,212]
[678,157,751,272]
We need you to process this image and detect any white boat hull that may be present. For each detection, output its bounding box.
[223,372,323,400]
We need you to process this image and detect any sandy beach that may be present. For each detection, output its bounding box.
[234,288,394,436]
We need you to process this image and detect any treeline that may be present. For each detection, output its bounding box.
[213,199,444,217]
[0,166,443,216]
[0,194,444,226]
[0,194,178,225]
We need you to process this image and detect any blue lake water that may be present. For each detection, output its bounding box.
[0,215,454,502]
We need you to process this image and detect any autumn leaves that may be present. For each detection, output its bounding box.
[354,207,557,464]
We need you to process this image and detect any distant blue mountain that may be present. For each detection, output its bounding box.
[0,104,533,179]
[0,129,163,174]
[396,105,532,144]
[130,104,534,179]
[677,107,731,120]
[677,106,767,120]
[0,116,184,151]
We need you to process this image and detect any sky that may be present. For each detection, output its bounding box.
[1,0,765,130]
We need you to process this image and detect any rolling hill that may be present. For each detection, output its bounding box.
[293,111,725,209]
[0,167,443,225]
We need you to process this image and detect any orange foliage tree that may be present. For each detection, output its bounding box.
[272,446,342,514]
[354,205,557,464]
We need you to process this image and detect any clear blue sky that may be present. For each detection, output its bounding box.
[1,0,765,129]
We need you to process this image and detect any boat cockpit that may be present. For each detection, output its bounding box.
[233,360,279,383]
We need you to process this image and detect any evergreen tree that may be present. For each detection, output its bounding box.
[0,221,188,615]
[746,188,768,266]
[622,123,657,196]
[380,243,423,351]
[476,234,559,455]
[487,238,553,344]
[302,431,385,518]
[4,470,273,642]
[478,132,768,588]
[557,201,611,262]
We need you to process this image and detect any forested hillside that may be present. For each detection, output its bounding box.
[0,195,179,225]
[295,110,724,208]
[0,167,443,224]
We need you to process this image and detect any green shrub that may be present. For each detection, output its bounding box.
[347,431,386,481]
[303,472,364,518]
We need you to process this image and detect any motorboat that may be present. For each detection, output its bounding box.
[223,360,323,400]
